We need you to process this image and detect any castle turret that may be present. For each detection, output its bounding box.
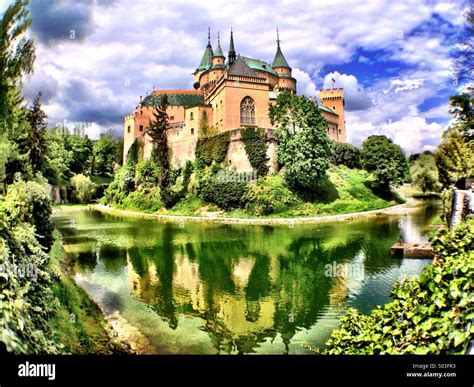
[272,29,296,93]
[193,27,214,89]
[320,88,346,143]
[212,31,225,67]
[228,28,236,66]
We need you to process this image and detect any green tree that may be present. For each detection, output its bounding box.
[410,152,441,193]
[20,93,48,173]
[435,129,474,189]
[63,134,93,175]
[71,174,95,204]
[91,132,119,176]
[330,141,362,169]
[361,135,408,193]
[0,0,35,134]
[269,92,332,190]
[41,128,71,185]
[449,94,473,143]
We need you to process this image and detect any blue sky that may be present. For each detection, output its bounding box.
[1,0,471,153]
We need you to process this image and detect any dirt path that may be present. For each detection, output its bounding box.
[93,199,421,226]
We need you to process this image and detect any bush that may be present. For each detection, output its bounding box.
[119,187,163,212]
[195,132,231,166]
[200,173,249,210]
[324,221,474,354]
[71,174,96,204]
[135,159,160,189]
[244,174,299,215]
[3,180,54,251]
[330,141,361,169]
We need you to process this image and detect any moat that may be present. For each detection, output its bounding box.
[52,200,440,354]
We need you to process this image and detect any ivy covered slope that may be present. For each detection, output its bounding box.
[325,220,474,354]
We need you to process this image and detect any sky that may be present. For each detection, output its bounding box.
[1,0,471,154]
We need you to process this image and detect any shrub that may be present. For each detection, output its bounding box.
[120,187,163,212]
[324,221,474,354]
[245,174,299,215]
[330,141,362,169]
[71,174,96,204]
[200,173,249,210]
[135,159,160,189]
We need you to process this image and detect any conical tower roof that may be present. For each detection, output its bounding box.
[197,27,214,70]
[214,31,224,58]
[272,29,290,68]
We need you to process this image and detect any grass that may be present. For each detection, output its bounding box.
[46,231,129,354]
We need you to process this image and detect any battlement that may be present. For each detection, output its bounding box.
[320,88,344,99]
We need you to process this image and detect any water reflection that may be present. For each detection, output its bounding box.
[53,200,440,354]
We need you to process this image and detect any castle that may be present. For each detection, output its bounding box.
[123,29,346,172]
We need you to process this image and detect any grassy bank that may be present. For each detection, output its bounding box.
[107,165,401,219]
[46,231,130,354]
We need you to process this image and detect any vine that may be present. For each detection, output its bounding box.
[240,127,269,177]
[195,132,231,166]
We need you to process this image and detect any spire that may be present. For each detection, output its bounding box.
[228,27,236,66]
[272,27,290,68]
[197,27,214,70]
[214,30,224,58]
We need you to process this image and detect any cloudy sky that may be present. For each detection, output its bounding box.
[1,0,471,153]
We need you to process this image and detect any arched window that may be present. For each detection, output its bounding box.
[240,96,255,125]
[190,112,194,120]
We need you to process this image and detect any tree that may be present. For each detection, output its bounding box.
[63,134,93,175]
[21,93,48,173]
[454,7,473,84]
[91,132,119,176]
[361,135,409,193]
[435,129,474,189]
[41,128,72,185]
[410,152,441,193]
[269,92,333,190]
[330,141,362,169]
[449,94,473,143]
[0,0,35,134]
[71,174,95,204]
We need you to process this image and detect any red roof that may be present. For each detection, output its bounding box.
[151,90,202,95]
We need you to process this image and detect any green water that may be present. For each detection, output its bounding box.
[52,201,441,354]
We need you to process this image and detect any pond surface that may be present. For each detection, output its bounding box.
[52,201,441,354]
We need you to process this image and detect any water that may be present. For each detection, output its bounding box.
[52,201,441,354]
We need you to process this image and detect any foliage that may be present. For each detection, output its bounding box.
[195,131,231,166]
[449,94,473,143]
[135,159,160,189]
[244,174,299,215]
[325,221,474,354]
[3,179,54,251]
[454,7,473,84]
[435,129,474,189]
[70,174,96,204]
[200,172,249,210]
[63,134,93,175]
[410,152,442,193]
[240,127,269,177]
[0,0,35,134]
[119,187,163,213]
[91,132,119,176]
[269,92,332,190]
[361,135,409,193]
[330,141,362,169]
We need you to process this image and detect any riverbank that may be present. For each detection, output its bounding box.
[47,231,132,354]
[93,198,423,225]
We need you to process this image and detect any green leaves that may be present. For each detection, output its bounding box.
[325,220,474,355]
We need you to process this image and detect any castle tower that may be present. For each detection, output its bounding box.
[320,88,346,143]
[228,28,236,66]
[212,31,225,67]
[272,28,296,94]
[193,27,214,89]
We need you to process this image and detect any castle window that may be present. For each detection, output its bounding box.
[127,125,131,133]
[191,128,194,135]
[240,96,255,125]
[190,112,194,120]
[332,106,336,110]
[170,116,175,120]
[139,125,143,132]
